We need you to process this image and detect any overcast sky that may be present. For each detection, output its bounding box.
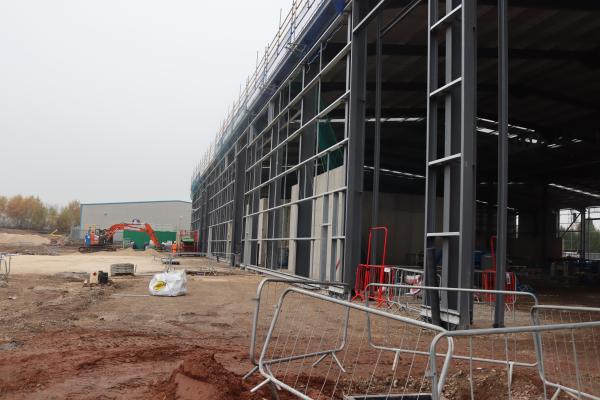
[0,0,290,206]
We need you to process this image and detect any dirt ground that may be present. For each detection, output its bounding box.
[0,252,281,400]
[1,242,599,399]
[0,232,50,246]
[0,228,66,255]
[6,249,181,275]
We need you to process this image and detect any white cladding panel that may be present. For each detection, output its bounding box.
[80,201,191,232]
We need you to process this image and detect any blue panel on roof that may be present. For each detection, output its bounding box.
[332,0,345,13]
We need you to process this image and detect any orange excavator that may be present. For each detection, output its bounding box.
[79,222,162,253]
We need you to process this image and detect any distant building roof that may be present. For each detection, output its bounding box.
[80,200,191,206]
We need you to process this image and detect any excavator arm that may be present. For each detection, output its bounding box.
[103,223,162,248]
[142,224,160,249]
[80,222,163,253]
[105,223,127,240]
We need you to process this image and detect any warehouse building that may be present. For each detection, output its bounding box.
[79,200,191,246]
[190,0,600,326]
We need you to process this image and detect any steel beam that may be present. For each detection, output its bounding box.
[323,43,598,64]
[479,0,600,10]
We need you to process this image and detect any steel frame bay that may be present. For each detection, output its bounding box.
[235,12,350,279]
[424,0,477,328]
[191,0,482,309]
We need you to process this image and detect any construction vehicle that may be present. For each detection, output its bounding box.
[178,230,198,252]
[79,222,162,253]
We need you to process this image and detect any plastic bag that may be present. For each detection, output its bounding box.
[149,269,187,296]
[404,274,422,295]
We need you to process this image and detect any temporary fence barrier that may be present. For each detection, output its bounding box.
[428,319,600,400]
[530,305,600,399]
[250,279,600,399]
[365,282,540,386]
[367,268,442,309]
[253,285,452,400]
[0,253,12,281]
[244,277,348,381]
[367,282,538,328]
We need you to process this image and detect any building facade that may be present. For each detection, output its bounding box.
[191,0,600,327]
[80,200,191,234]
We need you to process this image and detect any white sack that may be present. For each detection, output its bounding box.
[149,269,187,296]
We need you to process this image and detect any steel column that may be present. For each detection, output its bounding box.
[458,0,477,326]
[267,101,280,270]
[425,0,477,328]
[201,187,209,254]
[231,140,247,266]
[424,0,439,294]
[370,14,382,264]
[580,208,587,261]
[250,127,260,266]
[344,0,368,287]
[296,75,318,278]
[494,0,509,328]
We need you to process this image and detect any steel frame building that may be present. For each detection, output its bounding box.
[192,0,600,326]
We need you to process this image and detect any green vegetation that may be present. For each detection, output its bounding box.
[560,221,600,255]
[0,195,80,232]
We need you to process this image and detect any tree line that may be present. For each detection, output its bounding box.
[0,195,80,233]
[560,220,600,254]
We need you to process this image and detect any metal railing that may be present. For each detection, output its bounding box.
[365,283,540,375]
[0,253,12,281]
[191,0,330,189]
[357,266,441,306]
[248,280,600,399]
[244,277,349,381]
[429,318,600,400]
[253,285,451,400]
[530,305,600,399]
